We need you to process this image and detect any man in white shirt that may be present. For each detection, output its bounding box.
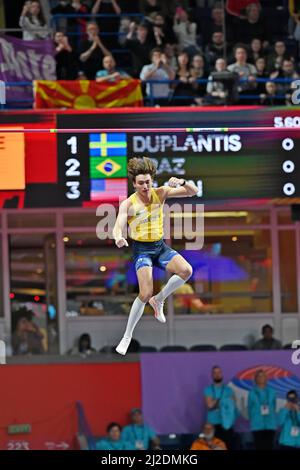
[227,44,257,102]
[140,48,175,105]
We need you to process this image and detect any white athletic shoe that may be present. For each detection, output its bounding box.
[149,296,166,323]
[115,336,131,355]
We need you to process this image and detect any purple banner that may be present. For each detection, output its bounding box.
[0,34,56,104]
[141,351,300,434]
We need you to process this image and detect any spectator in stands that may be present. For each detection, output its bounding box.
[69,333,96,357]
[206,58,235,105]
[96,422,134,450]
[51,0,76,34]
[139,0,166,18]
[79,21,110,79]
[172,51,195,105]
[204,365,238,449]
[201,4,230,45]
[70,0,90,41]
[205,31,226,69]
[12,316,45,355]
[19,0,50,40]
[118,16,131,46]
[259,81,286,106]
[235,3,266,44]
[248,38,264,64]
[190,423,227,450]
[96,54,130,81]
[252,324,282,350]
[270,59,299,98]
[92,0,121,49]
[173,7,199,56]
[140,48,175,105]
[163,43,178,71]
[122,408,160,450]
[227,44,257,101]
[190,54,208,103]
[151,12,177,46]
[254,57,269,95]
[266,41,290,73]
[149,13,175,48]
[226,0,260,19]
[289,0,300,44]
[54,32,78,79]
[278,390,300,450]
[247,369,277,450]
[125,22,155,77]
[289,0,300,21]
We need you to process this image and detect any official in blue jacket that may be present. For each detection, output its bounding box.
[247,369,277,450]
[278,390,300,450]
[95,422,134,450]
[204,365,238,449]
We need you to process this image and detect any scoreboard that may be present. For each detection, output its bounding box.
[56,114,300,205]
[1,106,300,208]
[128,131,299,199]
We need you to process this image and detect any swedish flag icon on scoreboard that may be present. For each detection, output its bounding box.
[89,133,127,157]
[90,156,127,178]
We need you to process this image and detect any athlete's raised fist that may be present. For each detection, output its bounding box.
[168,177,185,188]
[115,237,128,248]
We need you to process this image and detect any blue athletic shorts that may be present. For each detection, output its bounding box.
[132,238,179,272]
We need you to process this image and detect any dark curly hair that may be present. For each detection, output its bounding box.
[127,157,157,182]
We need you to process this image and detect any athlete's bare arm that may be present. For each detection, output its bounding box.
[156,177,198,202]
[112,198,132,248]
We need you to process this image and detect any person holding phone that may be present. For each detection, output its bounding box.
[278,390,300,450]
[140,48,175,105]
[173,7,199,55]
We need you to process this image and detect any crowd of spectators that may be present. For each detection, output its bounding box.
[10,0,300,106]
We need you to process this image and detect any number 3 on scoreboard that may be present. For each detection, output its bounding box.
[66,181,80,200]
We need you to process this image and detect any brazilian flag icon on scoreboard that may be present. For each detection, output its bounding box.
[89,133,127,157]
[90,156,127,179]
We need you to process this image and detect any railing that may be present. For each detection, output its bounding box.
[0,77,296,110]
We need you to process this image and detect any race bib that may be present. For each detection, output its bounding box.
[260,405,270,416]
[291,426,300,437]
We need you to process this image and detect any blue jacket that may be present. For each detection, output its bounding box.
[121,424,157,450]
[278,408,300,448]
[95,437,134,450]
[204,384,238,428]
[248,386,277,431]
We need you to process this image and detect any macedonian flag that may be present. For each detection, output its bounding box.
[34,79,143,109]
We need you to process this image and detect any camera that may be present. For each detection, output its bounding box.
[287,396,299,404]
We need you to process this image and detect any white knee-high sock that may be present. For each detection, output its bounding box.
[156,274,187,302]
[124,297,146,338]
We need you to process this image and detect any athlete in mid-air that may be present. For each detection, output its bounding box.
[113,157,198,355]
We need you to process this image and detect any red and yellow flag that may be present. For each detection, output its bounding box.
[34,79,143,109]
